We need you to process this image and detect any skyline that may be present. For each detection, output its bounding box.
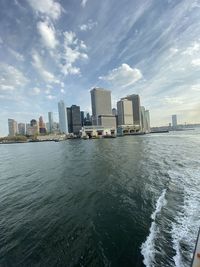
[0,0,200,136]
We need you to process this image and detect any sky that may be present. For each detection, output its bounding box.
[0,0,200,136]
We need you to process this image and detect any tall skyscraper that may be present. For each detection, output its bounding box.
[48,112,53,133]
[8,119,17,136]
[117,99,133,125]
[145,110,150,132]
[172,114,177,128]
[90,88,116,127]
[58,100,68,134]
[80,111,85,126]
[122,94,141,126]
[18,123,26,135]
[67,105,82,135]
[39,116,46,134]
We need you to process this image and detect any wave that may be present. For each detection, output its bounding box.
[141,189,167,267]
[170,169,200,267]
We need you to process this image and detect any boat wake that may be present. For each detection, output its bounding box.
[170,169,200,267]
[141,189,167,267]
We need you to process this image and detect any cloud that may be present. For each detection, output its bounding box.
[81,0,88,8]
[163,96,184,105]
[37,20,58,49]
[8,48,25,61]
[182,42,200,56]
[79,20,97,31]
[60,31,88,75]
[99,63,142,88]
[27,0,63,20]
[32,87,41,95]
[46,94,56,100]
[191,58,200,66]
[0,64,29,92]
[32,51,59,83]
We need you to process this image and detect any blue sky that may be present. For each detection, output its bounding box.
[0,0,200,136]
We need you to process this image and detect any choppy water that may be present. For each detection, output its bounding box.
[0,130,200,267]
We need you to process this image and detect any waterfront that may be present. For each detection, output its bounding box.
[0,130,200,267]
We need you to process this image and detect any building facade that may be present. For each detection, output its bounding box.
[8,119,18,136]
[117,99,133,126]
[48,112,53,133]
[90,88,116,127]
[58,100,68,134]
[18,123,26,135]
[172,114,177,128]
[67,105,82,135]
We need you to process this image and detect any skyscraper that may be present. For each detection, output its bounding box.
[80,111,85,126]
[117,99,133,125]
[145,110,150,132]
[8,119,17,136]
[172,114,177,128]
[48,112,53,133]
[67,105,82,135]
[122,94,141,126]
[39,116,46,134]
[18,123,26,135]
[90,88,116,127]
[58,100,68,134]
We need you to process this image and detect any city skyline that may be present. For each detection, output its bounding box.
[1,0,200,136]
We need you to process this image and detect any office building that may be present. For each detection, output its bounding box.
[67,105,82,135]
[112,108,117,116]
[172,114,177,128]
[58,100,68,134]
[26,119,39,136]
[48,112,53,133]
[117,99,133,126]
[18,123,26,135]
[8,119,18,136]
[145,110,150,132]
[122,94,141,126]
[80,111,85,126]
[90,88,116,127]
[39,116,46,134]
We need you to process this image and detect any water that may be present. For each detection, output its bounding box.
[0,130,200,267]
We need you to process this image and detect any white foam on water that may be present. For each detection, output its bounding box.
[141,189,167,267]
[170,169,200,267]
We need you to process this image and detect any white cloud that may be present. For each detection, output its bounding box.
[99,63,142,88]
[60,31,88,76]
[37,21,58,49]
[60,88,65,93]
[8,48,24,61]
[79,20,97,31]
[191,58,200,66]
[32,87,41,95]
[27,0,63,20]
[46,94,56,100]
[182,42,200,56]
[164,96,184,105]
[0,64,29,91]
[191,84,200,91]
[81,0,88,8]
[32,51,59,83]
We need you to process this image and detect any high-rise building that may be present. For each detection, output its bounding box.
[58,100,68,134]
[39,116,46,134]
[18,123,26,135]
[80,111,85,126]
[90,88,116,128]
[8,119,18,136]
[122,94,141,126]
[112,108,117,116]
[67,105,82,135]
[48,112,53,133]
[117,99,133,126]
[172,114,177,128]
[145,110,150,132]
[26,119,39,136]
[91,88,112,124]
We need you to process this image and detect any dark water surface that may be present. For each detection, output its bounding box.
[0,130,200,267]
